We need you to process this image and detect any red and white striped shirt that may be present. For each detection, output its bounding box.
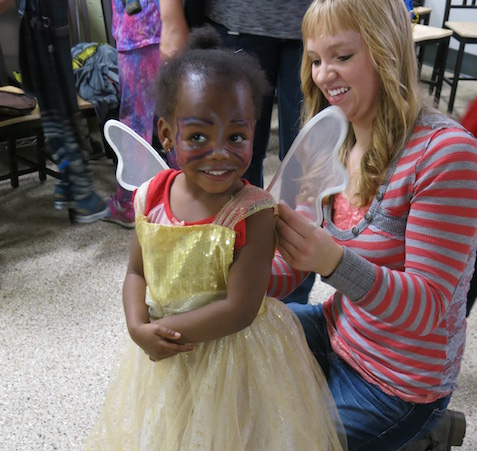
[269,111,477,403]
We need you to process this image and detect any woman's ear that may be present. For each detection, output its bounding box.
[157,117,174,152]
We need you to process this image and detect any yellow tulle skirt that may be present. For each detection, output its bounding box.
[84,298,346,450]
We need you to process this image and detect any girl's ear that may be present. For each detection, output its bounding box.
[157,117,174,152]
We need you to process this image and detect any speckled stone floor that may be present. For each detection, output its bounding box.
[1,68,476,450]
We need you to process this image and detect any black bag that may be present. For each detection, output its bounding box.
[184,0,206,29]
[0,88,36,118]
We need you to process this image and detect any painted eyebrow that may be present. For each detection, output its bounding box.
[178,117,253,127]
[178,116,214,126]
[231,119,252,125]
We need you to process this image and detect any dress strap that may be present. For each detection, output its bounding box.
[134,178,152,217]
[214,185,277,229]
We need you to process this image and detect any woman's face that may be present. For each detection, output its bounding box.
[307,28,381,131]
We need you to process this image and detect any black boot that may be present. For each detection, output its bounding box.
[398,409,466,451]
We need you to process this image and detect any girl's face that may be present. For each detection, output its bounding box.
[306,28,381,131]
[161,77,255,196]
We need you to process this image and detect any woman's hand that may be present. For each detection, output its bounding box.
[129,320,196,362]
[276,202,344,277]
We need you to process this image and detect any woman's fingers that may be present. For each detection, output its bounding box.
[277,202,314,266]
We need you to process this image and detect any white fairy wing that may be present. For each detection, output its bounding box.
[103,119,169,191]
[266,106,349,227]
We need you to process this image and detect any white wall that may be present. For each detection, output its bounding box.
[426,0,477,56]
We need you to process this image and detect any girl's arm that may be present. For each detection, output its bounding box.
[156,208,276,343]
[123,231,195,361]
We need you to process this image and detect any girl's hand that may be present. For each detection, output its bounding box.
[276,202,344,277]
[130,321,196,362]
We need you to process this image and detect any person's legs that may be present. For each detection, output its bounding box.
[288,302,451,451]
[103,44,161,228]
[276,39,302,160]
[466,251,477,316]
[117,45,160,144]
[209,21,279,187]
[18,0,106,223]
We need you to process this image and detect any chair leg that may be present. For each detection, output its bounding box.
[36,130,47,183]
[7,136,19,188]
[448,41,466,115]
[433,37,450,109]
[417,45,426,79]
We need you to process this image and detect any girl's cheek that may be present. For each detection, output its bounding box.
[243,142,253,165]
[176,143,212,166]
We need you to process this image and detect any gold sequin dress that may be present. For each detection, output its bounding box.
[85,171,345,451]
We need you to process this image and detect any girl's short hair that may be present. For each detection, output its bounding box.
[156,25,269,121]
[301,0,422,206]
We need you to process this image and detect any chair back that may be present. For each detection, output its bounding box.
[444,0,477,24]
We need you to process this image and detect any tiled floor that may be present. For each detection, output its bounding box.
[0,65,476,450]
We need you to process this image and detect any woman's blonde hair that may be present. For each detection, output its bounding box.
[301,0,422,206]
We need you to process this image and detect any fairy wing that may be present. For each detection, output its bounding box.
[266,106,349,227]
[104,107,348,223]
[103,119,170,191]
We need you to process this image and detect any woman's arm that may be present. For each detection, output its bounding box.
[277,127,477,334]
[156,208,277,343]
[123,231,195,360]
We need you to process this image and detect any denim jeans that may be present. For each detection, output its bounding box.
[287,302,451,450]
[282,272,316,304]
[208,20,303,187]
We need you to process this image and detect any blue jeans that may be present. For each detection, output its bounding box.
[208,20,303,187]
[282,272,316,304]
[288,302,451,451]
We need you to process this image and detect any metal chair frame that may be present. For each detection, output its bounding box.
[442,0,477,114]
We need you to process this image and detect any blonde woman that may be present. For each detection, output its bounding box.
[275,0,477,449]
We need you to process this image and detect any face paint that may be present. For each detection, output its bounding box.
[169,77,256,196]
[174,115,254,168]
[175,117,214,166]
[222,119,254,165]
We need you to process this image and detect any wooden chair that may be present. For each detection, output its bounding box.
[67,0,118,158]
[0,85,59,188]
[441,0,477,114]
[412,24,453,108]
[414,6,432,25]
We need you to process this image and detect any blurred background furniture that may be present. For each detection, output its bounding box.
[414,5,432,25]
[0,0,115,188]
[413,23,453,108]
[442,0,477,114]
[0,80,58,188]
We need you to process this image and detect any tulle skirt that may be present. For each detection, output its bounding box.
[84,298,346,450]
